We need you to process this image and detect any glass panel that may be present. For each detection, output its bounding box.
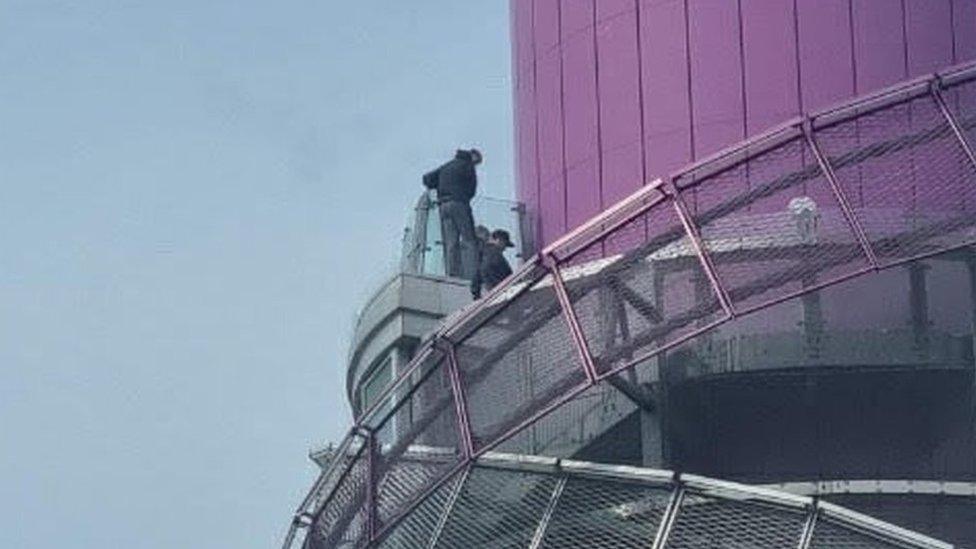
[471,195,527,265]
[401,191,530,278]
[361,356,394,414]
[424,193,447,276]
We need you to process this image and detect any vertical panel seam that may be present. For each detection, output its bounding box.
[592,0,606,211]
[635,0,650,242]
[558,0,568,235]
[900,0,916,216]
[950,0,958,64]
[737,0,748,139]
[737,0,750,203]
[792,0,807,193]
[531,0,543,245]
[683,0,695,161]
[635,0,648,188]
[849,0,858,95]
[793,0,804,114]
[901,0,910,78]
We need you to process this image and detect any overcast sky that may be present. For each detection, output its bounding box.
[0,1,513,547]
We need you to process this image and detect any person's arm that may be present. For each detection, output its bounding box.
[422,167,440,190]
[462,164,477,201]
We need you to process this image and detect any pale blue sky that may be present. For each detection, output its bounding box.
[0,1,513,547]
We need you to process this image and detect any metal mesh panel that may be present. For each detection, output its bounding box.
[551,189,668,268]
[676,133,870,315]
[943,74,976,154]
[307,439,370,549]
[373,356,464,530]
[539,477,671,548]
[561,199,726,377]
[490,382,636,459]
[454,267,589,452]
[815,91,976,265]
[375,469,465,549]
[809,518,907,549]
[434,467,559,549]
[664,491,807,548]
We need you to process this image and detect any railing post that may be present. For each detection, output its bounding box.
[802,118,880,269]
[650,476,685,549]
[665,180,735,318]
[796,499,820,549]
[931,78,976,172]
[444,340,476,459]
[545,253,600,383]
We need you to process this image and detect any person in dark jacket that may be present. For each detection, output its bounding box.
[423,148,482,279]
[471,229,515,299]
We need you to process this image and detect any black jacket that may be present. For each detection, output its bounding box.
[422,150,478,203]
[471,242,513,298]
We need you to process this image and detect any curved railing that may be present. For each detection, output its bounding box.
[312,450,951,549]
[284,61,976,548]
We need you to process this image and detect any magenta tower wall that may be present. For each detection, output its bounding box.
[512,0,976,248]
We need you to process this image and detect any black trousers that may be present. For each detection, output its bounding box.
[439,200,478,279]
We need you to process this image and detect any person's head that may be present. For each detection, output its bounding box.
[489,229,515,249]
[475,225,490,242]
[456,148,483,165]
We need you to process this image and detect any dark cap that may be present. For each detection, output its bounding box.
[457,148,483,165]
[491,229,515,248]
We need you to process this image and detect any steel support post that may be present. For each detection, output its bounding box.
[666,182,735,318]
[425,467,471,549]
[909,262,932,360]
[366,429,379,542]
[802,119,880,269]
[527,475,568,549]
[931,80,976,172]
[796,501,820,549]
[546,254,600,383]
[801,270,825,361]
[650,481,686,549]
[445,342,476,458]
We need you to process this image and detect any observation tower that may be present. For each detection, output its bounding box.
[286,2,976,547]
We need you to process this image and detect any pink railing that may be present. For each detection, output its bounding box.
[286,61,976,549]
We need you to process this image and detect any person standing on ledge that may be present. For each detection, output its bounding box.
[423,148,482,279]
[471,229,514,299]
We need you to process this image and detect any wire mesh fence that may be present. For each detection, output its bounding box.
[308,455,950,549]
[286,63,976,549]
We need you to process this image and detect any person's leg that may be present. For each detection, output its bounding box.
[456,203,479,280]
[439,201,462,277]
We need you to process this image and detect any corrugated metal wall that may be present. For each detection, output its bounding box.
[512,0,976,248]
